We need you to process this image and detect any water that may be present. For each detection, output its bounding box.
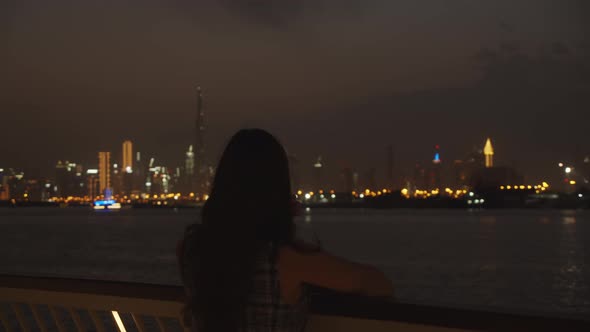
[0,208,588,318]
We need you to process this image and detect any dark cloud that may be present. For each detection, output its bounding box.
[220,0,307,27]
[551,41,571,56]
[498,20,516,33]
[197,0,366,29]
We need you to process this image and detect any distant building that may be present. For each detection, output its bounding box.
[386,145,394,189]
[122,140,133,173]
[341,168,353,193]
[121,141,134,194]
[0,168,8,200]
[86,169,100,199]
[363,168,376,191]
[98,152,111,195]
[470,166,524,191]
[54,161,85,198]
[452,160,468,188]
[413,163,427,190]
[583,155,590,187]
[193,87,207,195]
[313,156,324,192]
[185,145,195,176]
[429,146,442,189]
[484,138,494,168]
[288,154,300,192]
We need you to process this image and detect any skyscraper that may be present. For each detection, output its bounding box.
[185,145,195,176]
[288,154,300,191]
[430,145,442,189]
[484,138,494,168]
[122,140,133,173]
[98,152,111,195]
[386,145,394,189]
[313,156,323,192]
[194,87,206,195]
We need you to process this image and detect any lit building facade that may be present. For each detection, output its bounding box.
[122,140,133,173]
[484,138,494,168]
[98,152,111,195]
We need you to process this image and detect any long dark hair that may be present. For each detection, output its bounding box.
[183,129,295,332]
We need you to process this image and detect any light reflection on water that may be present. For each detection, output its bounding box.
[0,208,588,317]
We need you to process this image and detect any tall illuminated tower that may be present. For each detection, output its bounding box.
[185,145,195,176]
[194,87,206,195]
[484,138,494,168]
[98,152,111,194]
[313,156,323,192]
[122,140,133,173]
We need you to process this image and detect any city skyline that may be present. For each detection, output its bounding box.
[1,1,589,185]
[1,136,588,193]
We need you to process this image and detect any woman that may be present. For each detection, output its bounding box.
[178,129,393,332]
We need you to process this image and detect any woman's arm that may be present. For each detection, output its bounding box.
[279,246,394,300]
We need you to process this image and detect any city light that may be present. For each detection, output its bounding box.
[558,163,564,167]
[579,194,584,198]
[565,167,572,174]
[569,180,576,185]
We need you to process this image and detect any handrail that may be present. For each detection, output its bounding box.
[1,274,589,331]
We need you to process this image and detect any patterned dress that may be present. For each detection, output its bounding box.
[244,247,308,332]
[180,228,308,332]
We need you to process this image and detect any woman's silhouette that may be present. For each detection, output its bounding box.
[177,129,393,332]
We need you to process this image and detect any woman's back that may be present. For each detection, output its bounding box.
[179,227,308,332]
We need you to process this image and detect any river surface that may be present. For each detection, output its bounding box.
[0,208,588,318]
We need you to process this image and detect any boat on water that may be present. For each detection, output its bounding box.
[93,199,121,211]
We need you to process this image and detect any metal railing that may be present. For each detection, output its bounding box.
[1,275,187,332]
[1,274,589,332]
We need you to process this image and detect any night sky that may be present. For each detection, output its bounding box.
[1,0,589,187]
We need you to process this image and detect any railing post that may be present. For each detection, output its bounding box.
[68,307,87,332]
[29,304,49,332]
[0,309,15,332]
[156,317,168,332]
[131,313,146,332]
[89,310,107,332]
[11,303,31,332]
[49,306,67,332]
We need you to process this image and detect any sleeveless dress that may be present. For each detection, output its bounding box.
[180,227,308,332]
